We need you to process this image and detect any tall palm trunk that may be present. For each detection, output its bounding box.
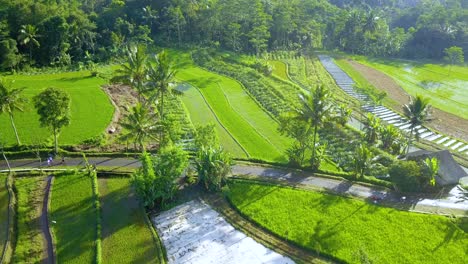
[53,129,58,155]
[311,125,318,170]
[406,126,414,155]
[9,113,21,145]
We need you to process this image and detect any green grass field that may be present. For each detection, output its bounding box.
[98,178,160,263]
[226,180,468,264]
[269,60,289,80]
[170,50,290,162]
[50,172,96,264]
[13,176,46,263]
[0,71,114,146]
[0,174,8,258]
[354,57,468,119]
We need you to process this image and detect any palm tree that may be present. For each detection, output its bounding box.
[119,103,159,152]
[0,79,27,145]
[297,85,334,170]
[145,50,180,120]
[17,24,40,62]
[363,113,381,145]
[112,45,148,102]
[403,95,431,154]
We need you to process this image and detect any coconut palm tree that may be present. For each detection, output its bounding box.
[0,79,27,145]
[403,95,431,154]
[119,103,159,152]
[145,50,180,120]
[17,24,40,63]
[297,85,334,170]
[112,45,148,102]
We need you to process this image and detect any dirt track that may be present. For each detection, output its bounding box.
[347,60,468,142]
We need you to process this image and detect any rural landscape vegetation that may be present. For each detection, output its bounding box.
[0,0,467,263]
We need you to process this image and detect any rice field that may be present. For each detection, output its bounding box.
[269,60,289,80]
[13,176,46,263]
[0,70,114,146]
[49,172,97,264]
[170,50,290,162]
[354,57,468,119]
[99,177,160,263]
[226,180,468,264]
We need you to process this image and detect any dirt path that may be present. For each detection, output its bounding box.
[346,60,468,142]
[41,176,55,264]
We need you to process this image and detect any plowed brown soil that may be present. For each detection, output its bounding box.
[347,60,468,142]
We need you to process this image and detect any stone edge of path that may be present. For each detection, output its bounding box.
[203,194,334,264]
[43,175,56,264]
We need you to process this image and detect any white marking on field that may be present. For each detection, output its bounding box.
[153,200,294,264]
[436,137,450,144]
[426,134,442,141]
[444,139,457,147]
[451,142,463,150]
[458,145,468,152]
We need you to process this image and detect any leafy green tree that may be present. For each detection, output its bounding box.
[297,85,334,170]
[119,103,159,152]
[379,125,402,153]
[422,157,439,187]
[389,160,422,192]
[402,95,431,154]
[196,146,233,192]
[363,113,381,145]
[444,46,464,75]
[133,152,158,207]
[194,123,219,150]
[279,113,314,167]
[112,44,148,101]
[248,0,271,54]
[336,103,352,126]
[145,50,180,120]
[0,39,21,71]
[17,24,40,63]
[0,79,27,145]
[33,88,71,154]
[353,144,373,179]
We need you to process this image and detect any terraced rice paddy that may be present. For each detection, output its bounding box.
[170,50,291,162]
[227,180,468,264]
[99,178,160,263]
[0,71,114,146]
[354,57,468,119]
[269,60,289,80]
[50,173,97,264]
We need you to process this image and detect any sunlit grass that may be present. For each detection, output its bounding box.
[269,60,289,80]
[0,71,114,146]
[227,180,468,264]
[99,178,160,263]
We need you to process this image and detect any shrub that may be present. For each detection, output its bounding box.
[195,146,233,192]
[389,160,422,192]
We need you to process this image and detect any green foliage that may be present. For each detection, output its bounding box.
[112,45,148,99]
[33,87,71,154]
[379,125,402,154]
[444,46,464,65]
[119,103,159,152]
[194,123,219,150]
[353,144,373,179]
[363,113,381,145]
[389,160,422,192]
[196,146,233,192]
[422,157,440,187]
[227,180,468,263]
[402,95,431,154]
[0,79,27,145]
[0,39,21,71]
[132,152,158,208]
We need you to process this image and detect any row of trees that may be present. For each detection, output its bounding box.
[0,0,466,71]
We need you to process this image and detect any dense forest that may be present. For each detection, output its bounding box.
[0,0,466,70]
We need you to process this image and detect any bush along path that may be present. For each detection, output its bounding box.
[318,55,468,158]
[1,158,467,216]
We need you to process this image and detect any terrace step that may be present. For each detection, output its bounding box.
[426,134,442,141]
[399,124,412,130]
[458,145,468,152]
[443,139,457,147]
[387,119,401,124]
[419,132,434,139]
[436,137,450,144]
[451,142,464,150]
[382,115,401,121]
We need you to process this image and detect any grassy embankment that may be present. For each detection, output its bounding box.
[0,70,114,146]
[226,180,468,264]
[99,177,161,263]
[353,57,468,119]
[50,172,96,264]
[13,176,47,262]
[170,50,291,163]
[0,174,8,260]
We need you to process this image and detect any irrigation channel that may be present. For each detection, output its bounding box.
[318,55,468,157]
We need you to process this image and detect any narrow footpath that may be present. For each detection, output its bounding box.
[1,157,467,216]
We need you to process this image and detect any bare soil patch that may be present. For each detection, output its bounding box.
[347,60,468,142]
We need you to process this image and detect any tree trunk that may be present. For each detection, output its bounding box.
[9,113,21,145]
[311,125,318,170]
[406,126,414,155]
[1,148,11,172]
[53,129,58,155]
